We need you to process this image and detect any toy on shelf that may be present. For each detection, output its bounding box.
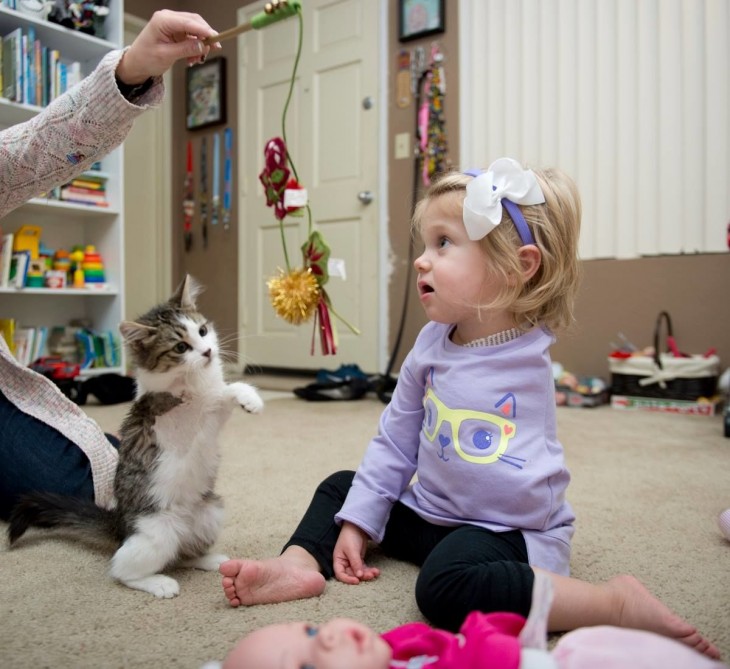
[81,245,106,287]
[53,249,71,273]
[48,0,110,38]
[24,263,45,288]
[69,246,86,288]
[65,244,106,289]
[12,225,41,259]
[50,249,71,288]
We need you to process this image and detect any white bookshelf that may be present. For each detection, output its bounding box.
[0,2,125,378]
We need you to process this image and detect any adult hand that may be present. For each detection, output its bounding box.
[116,10,221,85]
[333,521,381,585]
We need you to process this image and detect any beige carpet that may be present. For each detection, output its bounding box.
[1,389,729,668]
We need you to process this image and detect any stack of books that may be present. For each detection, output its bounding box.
[0,318,48,365]
[59,172,109,207]
[1,25,82,107]
[0,319,120,370]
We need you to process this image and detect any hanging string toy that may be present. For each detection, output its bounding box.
[204,0,359,354]
[255,3,360,355]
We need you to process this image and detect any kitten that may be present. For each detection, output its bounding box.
[7,275,263,598]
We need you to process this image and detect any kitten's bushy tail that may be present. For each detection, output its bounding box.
[7,492,122,545]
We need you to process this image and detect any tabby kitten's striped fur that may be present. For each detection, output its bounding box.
[8,275,263,598]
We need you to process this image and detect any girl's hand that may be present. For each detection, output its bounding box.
[333,522,381,585]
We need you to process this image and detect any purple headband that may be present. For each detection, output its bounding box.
[464,167,538,245]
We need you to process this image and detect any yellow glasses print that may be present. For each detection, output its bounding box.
[422,387,517,464]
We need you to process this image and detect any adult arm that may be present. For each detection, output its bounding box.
[0,10,218,218]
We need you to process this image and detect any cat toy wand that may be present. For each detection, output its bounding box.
[201,0,301,46]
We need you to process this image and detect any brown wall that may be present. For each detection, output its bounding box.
[385,0,459,375]
[127,0,251,345]
[554,254,730,379]
[125,2,730,381]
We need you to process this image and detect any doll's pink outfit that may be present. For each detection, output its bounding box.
[383,610,522,668]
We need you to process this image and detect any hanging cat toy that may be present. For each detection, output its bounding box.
[206,1,358,355]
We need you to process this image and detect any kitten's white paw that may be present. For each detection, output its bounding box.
[121,574,180,598]
[230,382,264,414]
[183,553,229,572]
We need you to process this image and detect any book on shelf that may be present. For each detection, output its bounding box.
[0,319,48,365]
[57,172,109,206]
[0,232,13,287]
[2,27,21,102]
[49,325,120,370]
[0,317,15,353]
[25,326,48,363]
[1,25,81,106]
[69,179,105,191]
[59,188,109,206]
[8,249,30,287]
[13,325,35,365]
[31,325,48,361]
[0,321,117,369]
[74,171,108,185]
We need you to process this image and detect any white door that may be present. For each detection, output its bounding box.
[237,0,382,372]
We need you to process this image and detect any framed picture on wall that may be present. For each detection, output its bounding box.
[186,57,226,130]
[398,0,445,42]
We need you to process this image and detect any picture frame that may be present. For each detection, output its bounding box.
[186,57,226,131]
[398,0,445,42]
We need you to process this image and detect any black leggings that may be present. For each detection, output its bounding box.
[283,470,535,631]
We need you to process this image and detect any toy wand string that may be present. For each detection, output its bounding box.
[201,0,301,46]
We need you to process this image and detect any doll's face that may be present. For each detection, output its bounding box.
[223,618,392,669]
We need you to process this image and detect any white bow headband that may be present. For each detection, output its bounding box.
[463,158,545,244]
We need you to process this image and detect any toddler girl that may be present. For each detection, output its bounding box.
[219,158,719,658]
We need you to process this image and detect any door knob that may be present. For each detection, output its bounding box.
[357,190,374,204]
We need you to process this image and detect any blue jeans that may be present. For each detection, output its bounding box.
[0,389,118,520]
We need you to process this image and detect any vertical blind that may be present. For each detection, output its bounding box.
[459,0,729,259]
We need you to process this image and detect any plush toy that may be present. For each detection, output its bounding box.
[48,0,109,37]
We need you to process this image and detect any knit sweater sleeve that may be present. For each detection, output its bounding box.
[0,49,164,219]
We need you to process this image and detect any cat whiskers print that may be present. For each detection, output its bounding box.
[7,275,264,598]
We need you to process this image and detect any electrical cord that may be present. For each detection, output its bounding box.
[373,67,432,404]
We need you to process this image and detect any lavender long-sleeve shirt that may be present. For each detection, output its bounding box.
[336,322,574,575]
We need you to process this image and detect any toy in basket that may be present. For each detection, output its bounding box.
[608,311,720,403]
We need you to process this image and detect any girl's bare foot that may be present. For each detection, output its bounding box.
[607,575,721,659]
[219,552,326,607]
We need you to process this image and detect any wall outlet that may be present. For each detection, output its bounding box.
[395,132,410,160]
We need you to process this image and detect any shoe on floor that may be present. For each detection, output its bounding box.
[293,377,370,401]
[316,363,367,384]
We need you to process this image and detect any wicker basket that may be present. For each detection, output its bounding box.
[609,311,720,401]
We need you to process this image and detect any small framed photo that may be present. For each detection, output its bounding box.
[398,0,445,42]
[186,57,226,131]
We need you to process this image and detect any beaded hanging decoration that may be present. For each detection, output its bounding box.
[419,44,449,186]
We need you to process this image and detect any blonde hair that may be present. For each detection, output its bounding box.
[412,166,582,333]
